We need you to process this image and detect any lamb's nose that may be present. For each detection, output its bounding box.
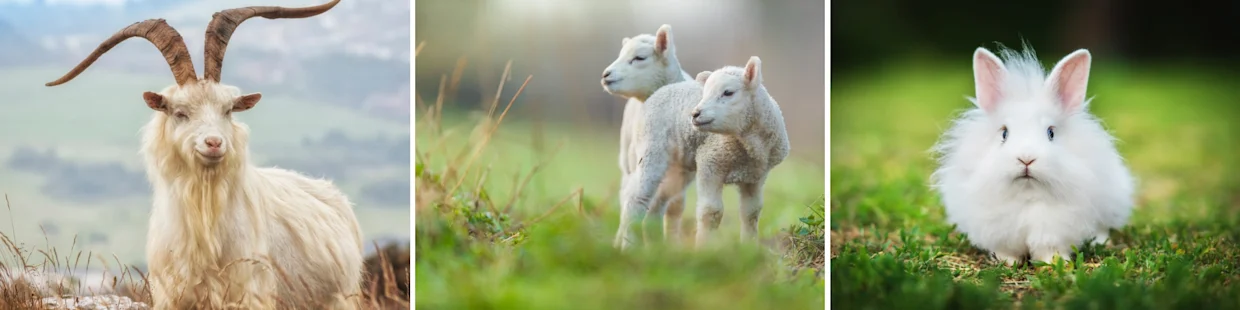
[691,110,701,118]
[205,137,222,149]
[1018,157,1036,166]
[602,70,612,79]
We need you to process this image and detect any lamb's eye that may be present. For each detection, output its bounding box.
[723,90,734,97]
[175,112,189,120]
[1000,126,1008,142]
[631,56,646,62]
[1047,126,1055,141]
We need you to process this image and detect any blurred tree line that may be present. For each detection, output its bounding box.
[833,0,1240,76]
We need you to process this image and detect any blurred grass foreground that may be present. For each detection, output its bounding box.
[413,47,826,309]
[830,56,1240,308]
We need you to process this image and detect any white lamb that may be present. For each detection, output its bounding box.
[617,56,790,249]
[600,24,695,244]
[44,1,364,309]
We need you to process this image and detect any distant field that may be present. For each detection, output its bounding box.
[831,59,1240,308]
[0,66,411,265]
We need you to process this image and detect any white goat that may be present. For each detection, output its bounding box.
[617,56,790,249]
[600,24,694,244]
[44,1,364,309]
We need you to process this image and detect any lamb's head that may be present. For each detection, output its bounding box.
[691,56,765,135]
[601,24,681,100]
[43,0,340,169]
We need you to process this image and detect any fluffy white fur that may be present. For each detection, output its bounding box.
[617,56,790,249]
[930,45,1135,265]
[601,24,694,243]
[141,81,364,309]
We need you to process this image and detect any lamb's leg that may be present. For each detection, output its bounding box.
[737,182,764,242]
[655,167,693,244]
[694,168,725,249]
[615,147,670,250]
[643,185,672,244]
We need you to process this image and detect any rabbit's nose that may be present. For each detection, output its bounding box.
[1018,158,1036,166]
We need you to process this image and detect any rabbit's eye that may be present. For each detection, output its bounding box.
[1000,126,1008,142]
[1047,126,1055,141]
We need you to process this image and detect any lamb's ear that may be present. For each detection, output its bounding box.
[655,24,674,55]
[744,56,762,87]
[143,92,166,111]
[1047,49,1091,113]
[233,93,262,112]
[972,47,1005,113]
[695,71,712,84]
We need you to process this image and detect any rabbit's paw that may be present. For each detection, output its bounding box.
[993,251,1025,267]
[1031,245,1072,264]
[1090,231,1110,246]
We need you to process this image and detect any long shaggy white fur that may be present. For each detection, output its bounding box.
[930,45,1135,265]
[141,81,364,309]
[617,56,789,249]
[601,24,694,244]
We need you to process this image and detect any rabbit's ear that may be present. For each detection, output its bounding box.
[973,47,1005,113]
[1047,49,1091,114]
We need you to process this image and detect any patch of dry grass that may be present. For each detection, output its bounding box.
[0,194,411,309]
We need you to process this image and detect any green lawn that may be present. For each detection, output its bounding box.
[830,60,1240,309]
[414,106,826,308]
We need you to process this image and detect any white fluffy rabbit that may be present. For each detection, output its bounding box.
[930,45,1136,265]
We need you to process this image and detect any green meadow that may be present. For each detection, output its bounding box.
[831,59,1240,309]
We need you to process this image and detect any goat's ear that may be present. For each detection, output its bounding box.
[972,47,1006,113]
[695,71,712,84]
[1047,49,1091,114]
[143,91,166,111]
[233,93,262,112]
[655,24,674,55]
[744,56,762,87]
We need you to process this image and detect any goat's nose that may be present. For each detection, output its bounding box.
[602,70,612,79]
[1018,157,1036,166]
[205,137,222,149]
[691,110,701,118]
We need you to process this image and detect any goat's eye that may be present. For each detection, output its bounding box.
[633,56,646,61]
[175,112,188,120]
[722,90,734,97]
[1000,125,1008,142]
[1047,126,1055,141]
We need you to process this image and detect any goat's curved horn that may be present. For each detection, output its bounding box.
[202,0,340,82]
[46,19,197,87]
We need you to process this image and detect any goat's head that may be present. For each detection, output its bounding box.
[45,0,339,168]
